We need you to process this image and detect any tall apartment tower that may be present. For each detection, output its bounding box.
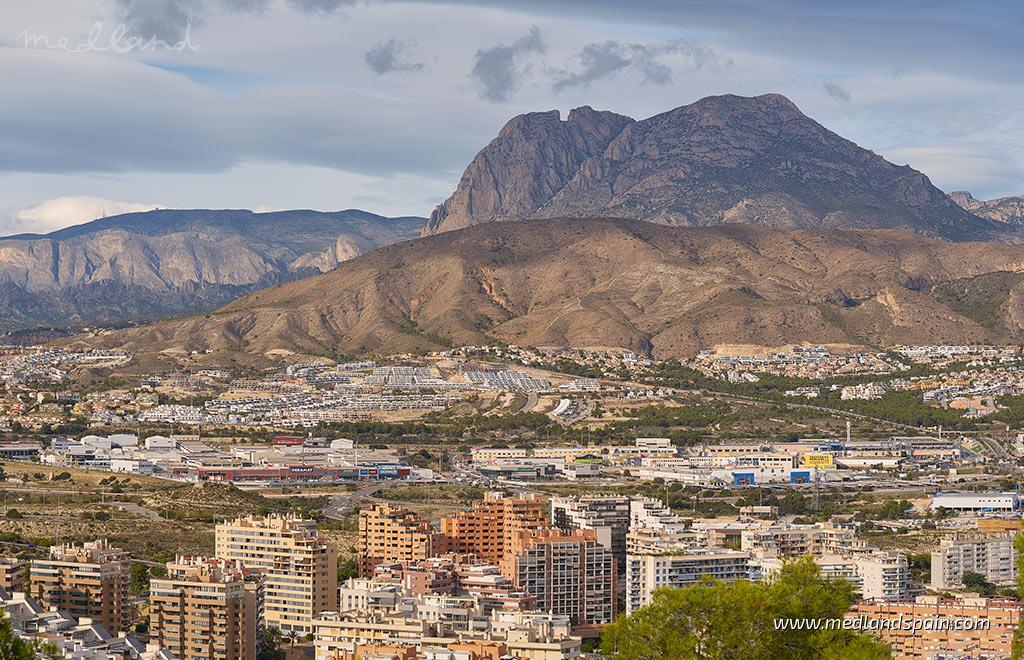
[549,494,631,577]
[440,492,548,563]
[501,528,615,633]
[30,539,131,634]
[149,556,257,660]
[358,504,445,576]
[931,533,1018,590]
[216,514,337,634]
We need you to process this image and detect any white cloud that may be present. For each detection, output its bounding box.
[10,196,163,234]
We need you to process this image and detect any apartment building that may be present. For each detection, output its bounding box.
[358,504,444,576]
[931,533,1017,590]
[149,556,257,660]
[849,596,1024,660]
[29,539,131,635]
[441,493,549,564]
[625,548,750,614]
[0,557,27,592]
[549,495,631,578]
[740,522,864,556]
[754,552,909,600]
[501,528,615,633]
[312,608,581,660]
[216,514,337,634]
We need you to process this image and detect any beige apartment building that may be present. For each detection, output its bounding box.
[29,539,131,635]
[149,556,257,660]
[358,504,445,576]
[440,492,548,564]
[216,514,337,634]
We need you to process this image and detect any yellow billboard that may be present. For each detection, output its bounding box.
[800,453,835,469]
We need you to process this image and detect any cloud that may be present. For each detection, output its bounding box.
[823,81,851,102]
[364,38,425,74]
[469,26,545,103]
[11,196,164,234]
[882,145,1024,197]
[113,0,351,41]
[552,38,730,91]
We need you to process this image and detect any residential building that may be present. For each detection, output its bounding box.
[931,533,1017,590]
[149,556,257,660]
[626,548,750,614]
[0,557,27,593]
[216,514,337,634]
[549,495,630,578]
[441,493,549,564]
[29,539,131,635]
[848,596,1024,660]
[501,528,614,633]
[358,504,444,576]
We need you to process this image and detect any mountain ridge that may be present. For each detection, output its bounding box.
[426,94,1007,242]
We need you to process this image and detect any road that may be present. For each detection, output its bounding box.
[323,483,388,520]
[517,391,538,414]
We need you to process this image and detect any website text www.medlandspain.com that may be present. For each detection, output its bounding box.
[774,616,991,632]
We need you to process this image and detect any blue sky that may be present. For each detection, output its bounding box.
[1,0,1022,233]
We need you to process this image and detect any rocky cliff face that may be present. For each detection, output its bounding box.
[426,94,1006,242]
[949,190,1024,225]
[0,208,424,331]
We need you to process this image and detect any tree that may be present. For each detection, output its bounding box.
[0,613,34,660]
[961,571,996,595]
[601,557,891,660]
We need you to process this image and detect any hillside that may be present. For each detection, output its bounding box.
[73,217,1024,361]
[0,208,424,331]
[426,94,1006,242]
[949,191,1024,225]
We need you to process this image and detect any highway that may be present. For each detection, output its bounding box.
[323,483,389,520]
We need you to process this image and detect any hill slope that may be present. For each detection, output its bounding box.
[0,208,424,331]
[426,94,1005,242]
[949,191,1024,225]
[75,217,1024,360]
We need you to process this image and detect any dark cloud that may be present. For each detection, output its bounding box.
[469,26,545,103]
[552,38,729,91]
[364,38,426,74]
[823,81,851,102]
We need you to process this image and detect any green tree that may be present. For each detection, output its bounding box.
[601,557,890,660]
[0,613,34,660]
[961,571,996,595]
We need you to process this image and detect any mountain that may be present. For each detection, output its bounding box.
[426,94,1005,242]
[949,191,1024,225]
[0,208,424,331]
[75,217,1024,362]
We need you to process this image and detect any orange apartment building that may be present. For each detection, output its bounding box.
[149,556,257,660]
[0,556,27,592]
[500,527,615,634]
[358,504,445,576]
[29,539,131,635]
[439,492,548,563]
[848,596,1024,659]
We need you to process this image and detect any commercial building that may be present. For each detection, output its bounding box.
[440,493,548,564]
[215,514,337,634]
[29,539,131,635]
[931,533,1017,590]
[358,504,445,576]
[848,596,1024,659]
[149,556,257,660]
[501,528,615,633]
[930,492,1020,513]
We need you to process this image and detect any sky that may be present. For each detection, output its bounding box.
[1,0,1022,234]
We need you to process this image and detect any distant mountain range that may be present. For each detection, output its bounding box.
[949,191,1024,225]
[427,94,1009,242]
[74,218,1024,361]
[0,209,424,331]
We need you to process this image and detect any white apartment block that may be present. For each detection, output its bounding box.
[931,534,1018,590]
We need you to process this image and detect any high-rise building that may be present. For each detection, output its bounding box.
[149,556,257,660]
[29,539,131,634]
[358,504,444,576]
[549,495,631,577]
[0,557,27,593]
[501,528,614,633]
[440,493,548,564]
[216,514,337,634]
[931,533,1017,590]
